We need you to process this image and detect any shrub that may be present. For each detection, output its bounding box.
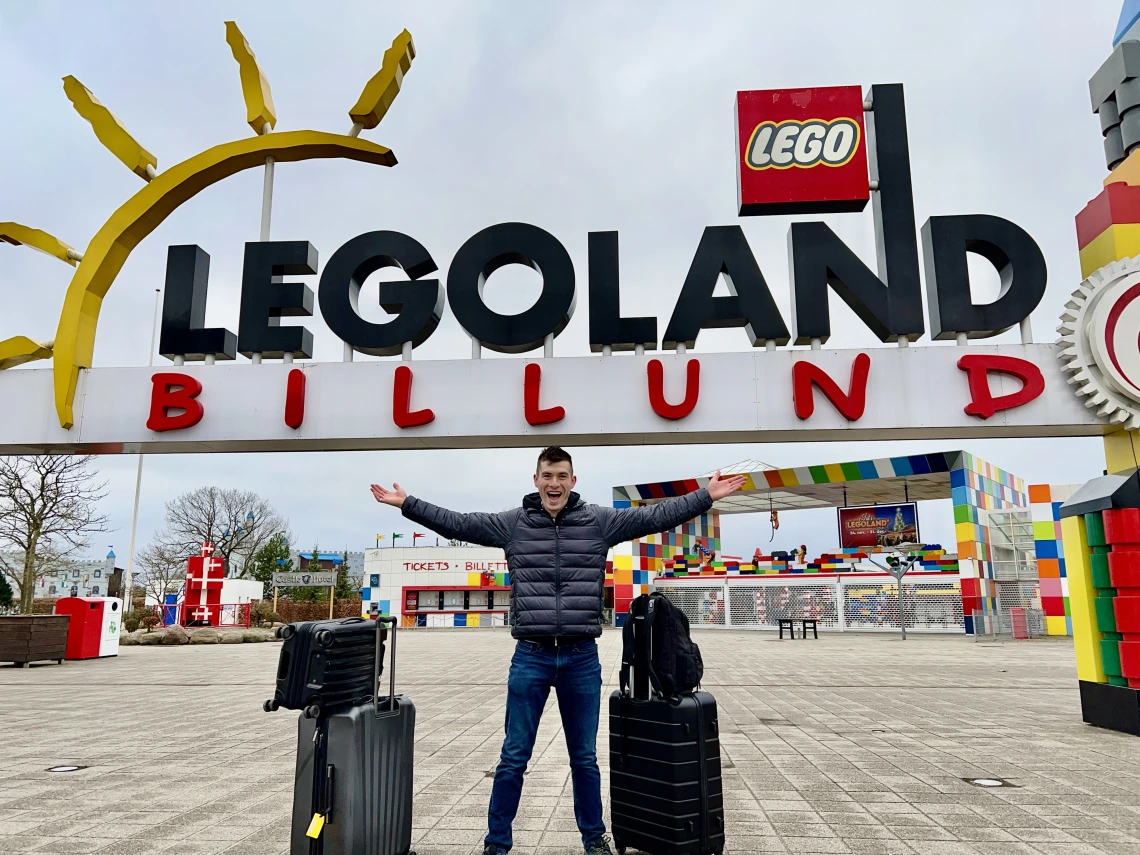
[123,616,140,633]
[140,612,161,632]
[275,598,361,623]
[249,602,282,627]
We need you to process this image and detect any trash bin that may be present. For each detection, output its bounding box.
[54,597,123,660]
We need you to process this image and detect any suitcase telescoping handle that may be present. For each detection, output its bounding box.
[619,595,664,701]
[373,615,401,718]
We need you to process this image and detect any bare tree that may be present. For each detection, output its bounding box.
[0,456,109,612]
[146,487,291,578]
[136,541,189,606]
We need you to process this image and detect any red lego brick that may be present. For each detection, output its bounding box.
[1041,597,1067,617]
[1109,549,1140,588]
[1075,182,1140,249]
[1120,640,1140,679]
[1114,596,1140,634]
[1103,508,1140,545]
[960,578,980,598]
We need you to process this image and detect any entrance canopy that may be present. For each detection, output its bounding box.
[612,450,1020,513]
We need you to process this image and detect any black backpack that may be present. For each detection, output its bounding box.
[619,592,704,699]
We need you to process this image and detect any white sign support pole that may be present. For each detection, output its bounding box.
[122,288,161,615]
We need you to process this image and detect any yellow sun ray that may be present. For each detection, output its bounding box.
[225,21,277,134]
[349,29,415,131]
[63,75,158,180]
[50,130,397,428]
[0,336,53,370]
[0,223,80,266]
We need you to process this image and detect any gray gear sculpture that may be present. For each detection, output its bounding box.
[1057,255,1140,430]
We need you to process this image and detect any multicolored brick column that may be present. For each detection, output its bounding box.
[1059,476,1140,734]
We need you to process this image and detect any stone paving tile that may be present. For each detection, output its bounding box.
[2,630,1139,855]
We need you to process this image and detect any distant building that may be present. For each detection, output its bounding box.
[3,549,122,599]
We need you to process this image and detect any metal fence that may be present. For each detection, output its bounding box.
[972,607,1046,641]
[655,574,965,633]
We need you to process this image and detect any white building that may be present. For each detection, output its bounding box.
[361,546,510,627]
[4,549,120,599]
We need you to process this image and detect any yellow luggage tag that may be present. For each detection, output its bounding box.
[306,813,325,839]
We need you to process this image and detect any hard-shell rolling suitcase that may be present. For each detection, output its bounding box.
[290,616,416,855]
[265,616,383,718]
[610,598,724,855]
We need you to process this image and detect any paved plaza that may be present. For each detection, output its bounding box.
[1,629,1138,855]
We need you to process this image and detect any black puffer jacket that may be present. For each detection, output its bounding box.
[401,488,713,638]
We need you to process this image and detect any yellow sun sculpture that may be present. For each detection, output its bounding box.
[0,24,415,429]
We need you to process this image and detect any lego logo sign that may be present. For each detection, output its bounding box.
[736,86,870,216]
[746,118,861,169]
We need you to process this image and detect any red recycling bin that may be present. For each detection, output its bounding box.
[54,597,123,660]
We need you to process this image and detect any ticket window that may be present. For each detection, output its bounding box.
[493,590,510,608]
[443,590,464,609]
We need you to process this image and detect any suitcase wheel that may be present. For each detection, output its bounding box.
[262,699,280,713]
[315,628,333,646]
[302,704,321,719]
[276,625,295,640]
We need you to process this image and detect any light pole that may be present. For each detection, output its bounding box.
[122,288,161,612]
[869,544,919,640]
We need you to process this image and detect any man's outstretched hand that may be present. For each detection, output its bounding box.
[371,483,407,508]
[707,470,747,502]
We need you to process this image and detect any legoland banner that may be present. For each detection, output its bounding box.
[838,503,920,549]
[0,26,1133,453]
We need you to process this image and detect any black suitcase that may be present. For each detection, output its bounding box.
[290,616,416,855]
[265,616,383,717]
[610,598,724,855]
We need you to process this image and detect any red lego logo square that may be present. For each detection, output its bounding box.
[736,85,870,216]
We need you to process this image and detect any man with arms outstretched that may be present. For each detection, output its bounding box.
[371,446,745,855]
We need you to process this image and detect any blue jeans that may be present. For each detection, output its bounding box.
[486,638,605,852]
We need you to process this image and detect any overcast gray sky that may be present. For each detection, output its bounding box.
[0,1,1124,561]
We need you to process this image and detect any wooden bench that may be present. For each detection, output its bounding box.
[0,615,70,667]
[778,618,819,639]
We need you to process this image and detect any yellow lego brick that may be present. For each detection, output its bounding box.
[1079,223,1140,278]
[823,463,846,482]
[1045,616,1069,637]
[1104,430,1140,475]
[954,521,977,545]
[467,572,481,587]
[1032,521,1057,541]
[614,555,633,571]
[1062,515,1105,683]
[1104,148,1140,187]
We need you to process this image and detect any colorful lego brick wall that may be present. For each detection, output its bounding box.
[1065,509,1140,689]
[1029,484,1082,636]
[951,453,1027,635]
[609,503,719,625]
[657,545,957,578]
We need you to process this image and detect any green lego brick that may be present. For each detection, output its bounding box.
[1091,553,1113,589]
[1064,597,1071,617]
[953,504,973,524]
[1085,512,1106,547]
[1109,675,1131,687]
[839,461,862,480]
[1095,597,1119,633]
[1101,639,1123,676]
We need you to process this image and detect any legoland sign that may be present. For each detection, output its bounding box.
[0,57,1118,452]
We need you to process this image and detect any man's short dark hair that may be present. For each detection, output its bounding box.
[537,446,573,473]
